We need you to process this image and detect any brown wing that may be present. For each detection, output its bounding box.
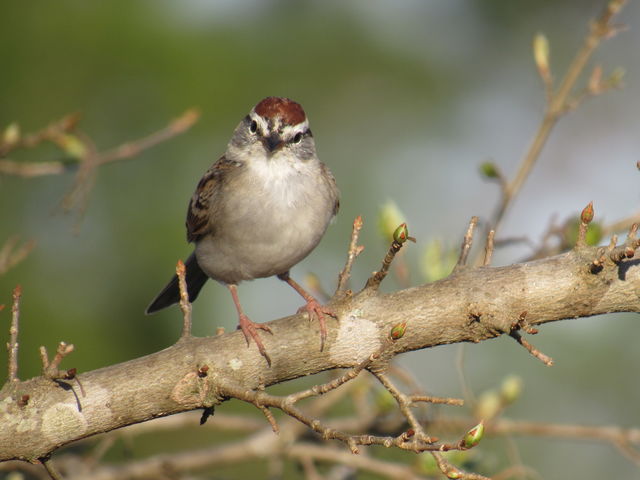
[321,162,340,216]
[186,156,242,243]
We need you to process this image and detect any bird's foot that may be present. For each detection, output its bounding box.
[297,300,337,352]
[237,314,273,366]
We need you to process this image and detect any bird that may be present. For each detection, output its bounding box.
[146,97,339,365]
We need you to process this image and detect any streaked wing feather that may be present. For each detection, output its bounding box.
[321,162,340,216]
[186,156,241,243]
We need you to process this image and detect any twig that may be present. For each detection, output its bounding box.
[220,347,468,455]
[493,464,543,480]
[0,112,81,157]
[0,160,66,177]
[508,313,554,368]
[609,223,640,263]
[236,383,463,453]
[41,456,65,480]
[509,329,553,366]
[288,443,424,480]
[95,109,200,166]
[454,217,478,271]
[7,285,22,383]
[176,259,192,339]
[434,416,640,467]
[387,362,464,407]
[431,451,491,480]
[365,223,414,291]
[40,342,76,379]
[373,372,435,444]
[257,405,279,433]
[602,211,640,238]
[576,201,594,248]
[288,351,379,404]
[409,394,464,407]
[50,109,197,226]
[589,247,607,274]
[336,215,364,294]
[483,229,495,266]
[491,0,628,234]
[298,456,322,480]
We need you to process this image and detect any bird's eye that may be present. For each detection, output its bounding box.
[293,132,303,144]
[249,120,258,133]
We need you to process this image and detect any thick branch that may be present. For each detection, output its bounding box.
[1,246,639,462]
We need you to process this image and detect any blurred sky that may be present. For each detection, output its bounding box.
[1,1,639,478]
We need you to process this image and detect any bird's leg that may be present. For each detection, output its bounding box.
[277,272,336,351]
[227,284,272,366]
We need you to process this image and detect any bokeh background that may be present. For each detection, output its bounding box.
[1,0,639,478]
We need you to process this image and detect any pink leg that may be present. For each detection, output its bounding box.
[278,273,336,351]
[227,284,272,366]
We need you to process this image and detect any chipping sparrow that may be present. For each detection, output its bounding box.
[146,97,339,365]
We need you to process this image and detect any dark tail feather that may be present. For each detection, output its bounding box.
[145,253,209,314]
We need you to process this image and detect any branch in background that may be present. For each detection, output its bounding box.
[0,109,200,227]
[521,208,639,262]
[0,236,36,276]
[0,113,81,158]
[489,0,627,236]
[61,108,200,226]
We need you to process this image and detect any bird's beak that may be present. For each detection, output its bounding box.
[262,134,283,153]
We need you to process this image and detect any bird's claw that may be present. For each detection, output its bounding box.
[237,314,273,366]
[297,300,337,352]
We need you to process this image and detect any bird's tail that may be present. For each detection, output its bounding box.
[145,252,208,314]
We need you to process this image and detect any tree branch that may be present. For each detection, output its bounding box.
[1,240,638,462]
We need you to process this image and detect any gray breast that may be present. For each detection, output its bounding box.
[195,157,336,284]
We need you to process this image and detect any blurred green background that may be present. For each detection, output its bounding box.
[1,0,639,478]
